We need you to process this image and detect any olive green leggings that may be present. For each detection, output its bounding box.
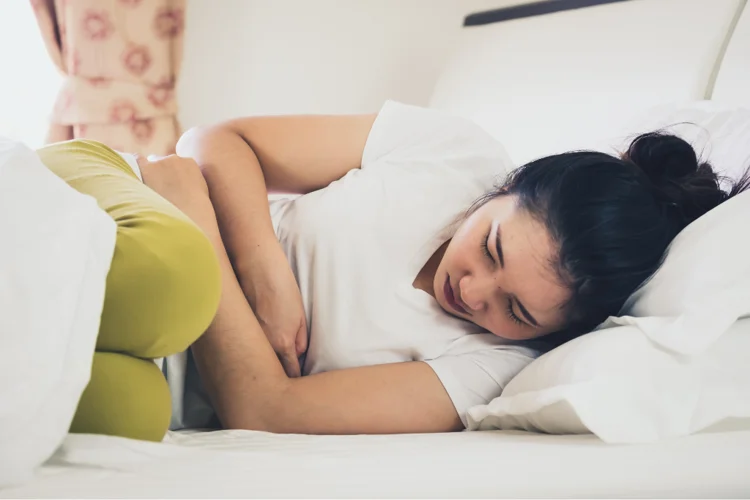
[37,140,221,442]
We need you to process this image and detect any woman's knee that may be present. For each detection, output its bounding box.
[97,212,221,358]
[38,140,221,358]
[69,352,171,442]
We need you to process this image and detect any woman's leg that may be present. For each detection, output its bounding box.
[36,140,221,440]
[38,140,221,358]
[68,352,172,441]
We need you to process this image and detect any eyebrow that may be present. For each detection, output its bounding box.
[512,295,540,328]
[494,224,505,267]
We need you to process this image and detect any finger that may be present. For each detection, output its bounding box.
[279,351,301,378]
[295,324,308,357]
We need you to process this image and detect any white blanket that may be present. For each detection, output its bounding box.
[0,138,116,487]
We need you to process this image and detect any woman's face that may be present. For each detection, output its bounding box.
[434,195,570,341]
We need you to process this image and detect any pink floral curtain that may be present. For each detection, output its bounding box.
[31,0,185,155]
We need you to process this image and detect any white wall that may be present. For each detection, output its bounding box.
[178,0,514,127]
[0,2,63,148]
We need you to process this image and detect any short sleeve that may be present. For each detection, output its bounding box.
[425,343,538,428]
[361,100,512,177]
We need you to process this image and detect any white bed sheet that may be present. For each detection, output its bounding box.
[3,426,750,498]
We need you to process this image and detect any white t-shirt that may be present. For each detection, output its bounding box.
[167,101,540,429]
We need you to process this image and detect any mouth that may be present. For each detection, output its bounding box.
[443,275,468,315]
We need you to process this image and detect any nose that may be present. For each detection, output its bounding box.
[458,274,492,312]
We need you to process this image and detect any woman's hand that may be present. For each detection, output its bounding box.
[240,250,308,378]
[139,153,308,377]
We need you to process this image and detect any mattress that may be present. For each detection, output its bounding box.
[3,426,750,498]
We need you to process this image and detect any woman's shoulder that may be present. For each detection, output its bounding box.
[363,101,513,183]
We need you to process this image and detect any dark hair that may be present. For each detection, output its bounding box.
[475,131,750,346]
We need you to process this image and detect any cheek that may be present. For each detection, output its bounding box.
[444,231,480,271]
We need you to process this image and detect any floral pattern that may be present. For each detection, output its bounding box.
[122,45,152,76]
[88,77,112,88]
[131,119,155,143]
[154,7,184,39]
[109,100,138,123]
[31,0,185,156]
[82,10,114,41]
[147,79,174,108]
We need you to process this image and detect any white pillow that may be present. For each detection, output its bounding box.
[0,138,117,487]
[466,102,750,442]
[467,319,750,443]
[611,102,750,355]
[619,191,750,355]
[596,101,750,185]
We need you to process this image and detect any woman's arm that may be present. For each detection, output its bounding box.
[174,113,463,433]
[175,114,376,377]
[184,186,462,434]
[176,113,377,274]
[175,113,376,310]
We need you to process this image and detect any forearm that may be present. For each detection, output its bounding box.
[191,208,292,430]
[175,125,281,277]
[178,124,309,377]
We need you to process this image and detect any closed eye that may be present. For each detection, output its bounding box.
[482,229,493,261]
[506,299,526,326]
[485,223,537,329]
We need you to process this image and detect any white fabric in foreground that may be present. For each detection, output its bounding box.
[467,319,750,443]
[0,138,117,488]
[3,428,750,497]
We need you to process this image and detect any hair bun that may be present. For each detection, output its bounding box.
[624,131,727,225]
[624,131,699,184]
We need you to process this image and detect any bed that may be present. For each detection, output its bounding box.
[4,0,750,497]
[4,424,750,498]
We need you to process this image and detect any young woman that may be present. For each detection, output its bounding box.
[39,101,748,441]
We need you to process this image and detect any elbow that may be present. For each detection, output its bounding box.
[175,124,210,156]
[177,118,246,152]
[222,414,278,433]
[175,124,226,159]
[220,388,299,434]
[175,123,244,178]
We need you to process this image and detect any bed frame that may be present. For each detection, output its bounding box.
[464,0,632,26]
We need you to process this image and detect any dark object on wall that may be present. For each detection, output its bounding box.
[464,0,632,27]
